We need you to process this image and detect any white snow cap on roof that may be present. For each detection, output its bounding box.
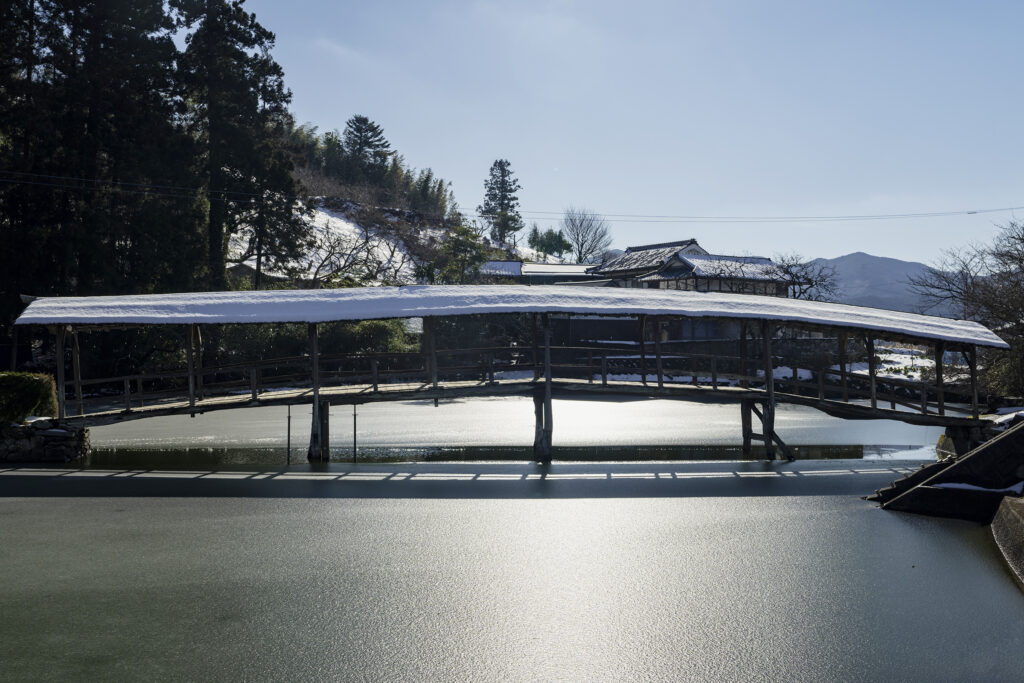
[680,254,785,281]
[480,261,522,277]
[520,263,594,276]
[15,285,1008,348]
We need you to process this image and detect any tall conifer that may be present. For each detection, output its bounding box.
[477,159,524,247]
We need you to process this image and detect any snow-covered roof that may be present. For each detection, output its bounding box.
[482,261,603,278]
[15,285,1008,348]
[590,240,705,275]
[480,261,522,277]
[520,263,595,276]
[681,254,787,282]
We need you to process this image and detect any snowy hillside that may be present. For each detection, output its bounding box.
[230,200,420,286]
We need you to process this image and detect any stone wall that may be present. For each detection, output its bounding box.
[1,421,90,463]
[992,497,1024,593]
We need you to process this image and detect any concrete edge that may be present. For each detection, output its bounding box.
[991,496,1024,593]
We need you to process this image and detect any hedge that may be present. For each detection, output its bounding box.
[0,372,59,424]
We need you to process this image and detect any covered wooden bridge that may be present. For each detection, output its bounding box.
[14,285,1009,463]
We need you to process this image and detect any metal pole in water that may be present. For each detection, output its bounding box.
[352,404,357,463]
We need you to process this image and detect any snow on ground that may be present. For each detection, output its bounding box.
[514,245,568,264]
[835,344,971,382]
[229,202,417,284]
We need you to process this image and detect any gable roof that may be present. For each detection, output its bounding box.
[590,240,704,276]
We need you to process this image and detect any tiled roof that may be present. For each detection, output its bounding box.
[681,254,786,281]
[590,245,689,275]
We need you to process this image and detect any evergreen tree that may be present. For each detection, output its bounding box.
[0,0,205,318]
[342,115,391,184]
[477,159,524,247]
[414,223,489,284]
[527,224,571,259]
[173,0,304,290]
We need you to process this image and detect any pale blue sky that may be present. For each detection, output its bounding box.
[246,0,1024,262]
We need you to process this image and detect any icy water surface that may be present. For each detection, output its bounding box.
[89,395,945,463]
[1,460,1022,681]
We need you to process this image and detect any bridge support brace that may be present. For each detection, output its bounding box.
[533,386,551,464]
[307,399,330,462]
[741,399,793,461]
[307,323,330,462]
[533,316,554,465]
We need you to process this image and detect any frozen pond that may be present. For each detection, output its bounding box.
[89,395,945,461]
[1,462,1021,680]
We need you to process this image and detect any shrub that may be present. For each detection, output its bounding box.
[0,372,58,424]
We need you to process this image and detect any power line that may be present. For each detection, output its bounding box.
[1,169,1018,224]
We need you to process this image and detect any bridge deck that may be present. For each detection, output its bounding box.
[62,376,985,429]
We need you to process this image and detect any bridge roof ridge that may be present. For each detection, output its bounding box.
[14,285,1009,349]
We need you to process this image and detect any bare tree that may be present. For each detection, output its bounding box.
[907,221,1024,394]
[561,207,613,263]
[305,218,411,288]
[769,252,839,301]
[906,246,987,319]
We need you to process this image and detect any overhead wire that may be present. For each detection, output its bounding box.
[1,169,1018,225]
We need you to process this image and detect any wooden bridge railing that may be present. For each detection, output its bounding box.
[61,339,979,423]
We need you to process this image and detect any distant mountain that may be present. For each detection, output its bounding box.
[812,251,947,315]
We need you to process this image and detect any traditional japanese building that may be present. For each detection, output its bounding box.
[586,240,793,296]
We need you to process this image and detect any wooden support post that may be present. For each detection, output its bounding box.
[371,359,379,392]
[588,350,594,384]
[739,323,749,388]
[968,346,979,419]
[488,352,495,383]
[308,323,323,461]
[838,331,848,402]
[249,366,258,402]
[691,354,698,386]
[601,353,608,386]
[866,336,877,410]
[817,365,825,401]
[711,356,718,390]
[532,384,546,461]
[791,364,798,396]
[934,342,945,416]
[638,314,647,386]
[542,315,554,464]
[136,377,144,407]
[319,398,330,461]
[920,381,928,415]
[195,325,204,400]
[424,317,438,390]
[741,399,753,457]
[186,325,196,414]
[531,313,540,381]
[654,319,664,388]
[55,326,66,420]
[71,329,83,416]
[761,321,776,459]
[123,377,131,412]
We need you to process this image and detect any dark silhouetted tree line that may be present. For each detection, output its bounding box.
[0,0,308,326]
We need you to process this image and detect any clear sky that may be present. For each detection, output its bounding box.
[245,0,1024,263]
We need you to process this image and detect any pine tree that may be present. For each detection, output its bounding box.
[477,159,524,247]
[342,115,391,184]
